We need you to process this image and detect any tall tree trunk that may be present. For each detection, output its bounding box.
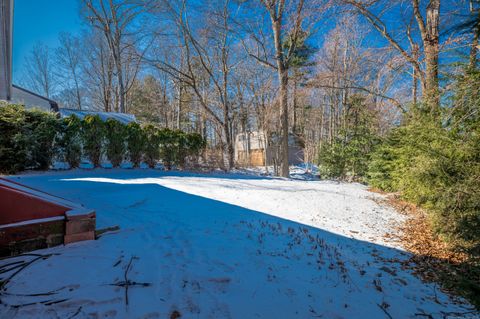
[279,69,290,177]
[252,0,305,176]
[470,30,479,69]
[411,43,419,104]
[319,100,324,152]
[292,75,298,134]
[469,0,479,69]
[423,0,440,112]
[222,91,234,170]
[116,57,126,113]
[75,79,82,110]
[272,17,290,178]
[177,83,182,129]
[412,66,418,105]
[223,122,234,170]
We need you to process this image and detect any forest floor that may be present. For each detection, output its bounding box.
[0,168,478,318]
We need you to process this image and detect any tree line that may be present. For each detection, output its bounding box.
[18,0,479,177]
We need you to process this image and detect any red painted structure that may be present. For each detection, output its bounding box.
[0,177,96,256]
[0,181,69,224]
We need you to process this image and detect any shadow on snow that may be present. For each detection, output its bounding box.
[0,172,476,319]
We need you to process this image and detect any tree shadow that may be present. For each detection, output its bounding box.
[0,172,477,319]
[12,168,276,181]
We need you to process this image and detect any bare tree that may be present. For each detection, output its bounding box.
[242,0,315,177]
[23,42,56,98]
[294,15,406,169]
[469,0,480,69]
[55,32,84,109]
[80,31,115,111]
[81,0,150,113]
[149,0,240,169]
[342,0,441,112]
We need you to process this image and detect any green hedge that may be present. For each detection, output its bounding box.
[105,118,126,168]
[0,103,58,173]
[0,104,206,174]
[158,128,206,170]
[144,124,161,169]
[81,115,106,168]
[57,115,82,168]
[126,122,146,168]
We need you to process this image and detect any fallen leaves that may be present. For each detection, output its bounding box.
[372,191,480,309]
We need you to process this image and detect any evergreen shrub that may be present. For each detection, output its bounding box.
[81,115,105,167]
[105,118,126,167]
[24,109,59,170]
[0,103,28,173]
[126,122,146,167]
[143,124,161,168]
[58,115,82,169]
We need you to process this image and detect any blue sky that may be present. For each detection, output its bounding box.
[13,0,82,79]
[11,0,469,82]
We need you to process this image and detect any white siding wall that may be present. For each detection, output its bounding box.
[10,86,53,111]
[0,0,13,101]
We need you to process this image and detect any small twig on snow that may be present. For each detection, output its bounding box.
[108,256,151,307]
[414,311,434,318]
[9,298,69,308]
[377,302,393,319]
[67,306,83,319]
[0,254,58,291]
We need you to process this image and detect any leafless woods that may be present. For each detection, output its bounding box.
[19,0,479,175]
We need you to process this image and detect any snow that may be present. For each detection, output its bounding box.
[0,216,65,230]
[0,169,477,319]
[58,109,136,125]
[53,161,159,171]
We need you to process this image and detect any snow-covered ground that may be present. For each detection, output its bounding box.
[0,169,477,318]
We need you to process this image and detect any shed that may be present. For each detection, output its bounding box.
[235,131,304,167]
